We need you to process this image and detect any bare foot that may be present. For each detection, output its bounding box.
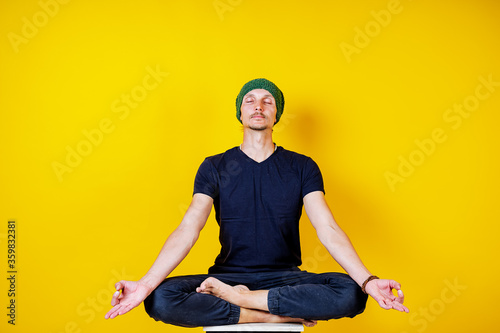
[196,277,249,306]
[303,320,318,327]
[197,278,318,327]
[234,285,250,292]
[263,313,317,328]
[197,277,269,311]
[239,308,318,327]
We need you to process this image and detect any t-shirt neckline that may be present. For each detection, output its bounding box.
[237,145,281,164]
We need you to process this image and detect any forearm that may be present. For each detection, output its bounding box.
[139,225,200,291]
[317,225,371,287]
[304,192,373,287]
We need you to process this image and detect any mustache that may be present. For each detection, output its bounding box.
[251,112,266,118]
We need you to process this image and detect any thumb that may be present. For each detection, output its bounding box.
[110,288,122,307]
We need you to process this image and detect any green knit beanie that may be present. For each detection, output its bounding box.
[235,78,285,124]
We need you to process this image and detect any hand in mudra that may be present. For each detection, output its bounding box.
[105,280,152,319]
[365,278,409,313]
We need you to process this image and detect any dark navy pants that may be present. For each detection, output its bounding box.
[143,271,368,327]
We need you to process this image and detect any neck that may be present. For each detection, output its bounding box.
[240,129,275,163]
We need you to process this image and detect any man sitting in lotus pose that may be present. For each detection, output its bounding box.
[105,78,409,327]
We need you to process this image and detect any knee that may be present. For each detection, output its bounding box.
[316,273,368,319]
[334,276,368,318]
[143,280,193,326]
[143,287,162,321]
[143,285,170,323]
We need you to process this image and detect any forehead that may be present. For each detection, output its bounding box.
[243,89,274,99]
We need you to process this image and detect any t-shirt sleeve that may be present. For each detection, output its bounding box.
[193,158,220,198]
[301,157,325,197]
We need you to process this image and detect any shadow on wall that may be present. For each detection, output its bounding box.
[277,104,338,156]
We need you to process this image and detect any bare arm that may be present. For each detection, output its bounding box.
[105,193,213,319]
[139,193,213,290]
[303,191,408,312]
[303,191,370,286]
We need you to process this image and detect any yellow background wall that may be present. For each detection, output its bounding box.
[1,0,499,332]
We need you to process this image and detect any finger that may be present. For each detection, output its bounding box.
[383,293,409,313]
[391,300,410,313]
[396,289,405,304]
[118,303,135,316]
[115,281,124,292]
[109,302,136,319]
[110,290,121,306]
[105,304,122,319]
[104,310,111,320]
[378,299,391,310]
[389,280,402,291]
[109,304,128,319]
[386,294,397,302]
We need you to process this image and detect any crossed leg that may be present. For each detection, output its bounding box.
[196,277,317,327]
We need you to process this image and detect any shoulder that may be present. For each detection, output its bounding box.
[276,147,323,180]
[277,147,318,165]
[194,147,239,190]
[278,147,324,194]
[201,146,239,168]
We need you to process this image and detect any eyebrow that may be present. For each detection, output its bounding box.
[244,93,273,98]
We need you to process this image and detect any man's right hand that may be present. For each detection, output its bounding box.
[105,280,152,319]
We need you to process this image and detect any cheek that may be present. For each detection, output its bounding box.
[269,109,277,120]
[240,106,252,119]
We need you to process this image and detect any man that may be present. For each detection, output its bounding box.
[105,78,409,327]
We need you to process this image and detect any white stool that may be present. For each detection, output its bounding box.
[203,323,304,333]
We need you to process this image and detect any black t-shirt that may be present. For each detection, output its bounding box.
[193,146,324,273]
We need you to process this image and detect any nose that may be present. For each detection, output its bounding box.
[255,100,263,111]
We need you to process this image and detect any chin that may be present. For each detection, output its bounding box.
[248,126,268,131]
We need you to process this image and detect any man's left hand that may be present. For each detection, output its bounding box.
[365,278,409,313]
